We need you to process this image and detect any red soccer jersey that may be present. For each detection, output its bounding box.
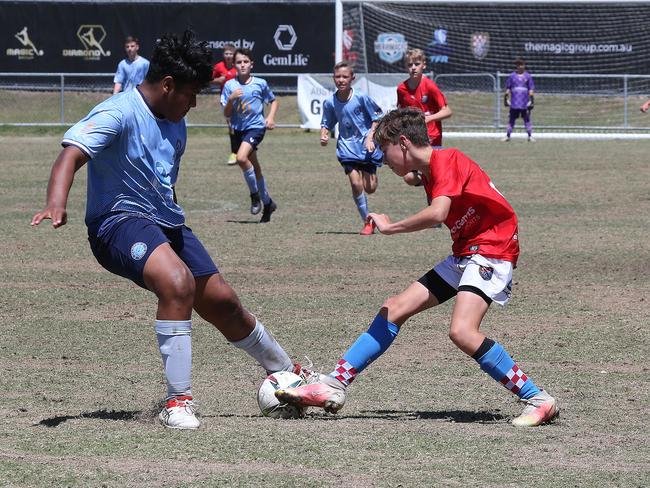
[212,61,237,90]
[396,76,448,144]
[422,148,520,265]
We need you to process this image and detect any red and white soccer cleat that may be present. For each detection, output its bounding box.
[159,395,200,430]
[293,362,318,384]
[360,220,375,236]
[275,375,346,414]
[512,389,559,427]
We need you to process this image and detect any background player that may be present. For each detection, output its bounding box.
[113,36,150,94]
[320,61,383,235]
[221,48,278,223]
[211,44,238,165]
[276,108,559,428]
[32,31,303,430]
[502,59,535,142]
[397,48,452,187]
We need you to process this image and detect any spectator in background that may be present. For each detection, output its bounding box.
[502,59,535,142]
[113,36,150,94]
[211,44,239,165]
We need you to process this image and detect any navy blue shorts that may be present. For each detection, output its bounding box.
[88,215,218,289]
[233,128,266,151]
[340,160,380,175]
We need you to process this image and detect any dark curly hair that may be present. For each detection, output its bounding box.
[374,107,430,148]
[146,30,213,88]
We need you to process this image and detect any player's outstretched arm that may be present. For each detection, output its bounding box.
[364,121,379,152]
[368,196,450,235]
[31,146,89,229]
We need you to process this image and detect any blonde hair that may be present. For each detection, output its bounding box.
[405,48,426,64]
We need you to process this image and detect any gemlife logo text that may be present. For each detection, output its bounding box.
[524,42,632,54]
[263,24,310,67]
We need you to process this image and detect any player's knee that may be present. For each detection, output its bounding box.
[160,267,195,304]
[448,325,472,349]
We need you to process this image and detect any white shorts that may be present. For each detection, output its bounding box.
[431,254,513,306]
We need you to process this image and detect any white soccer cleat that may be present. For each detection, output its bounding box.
[159,395,200,430]
[501,136,510,142]
[512,389,559,427]
[275,374,346,414]
[528,136,536,142]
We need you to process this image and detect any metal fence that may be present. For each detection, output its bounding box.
[2,71,650,130]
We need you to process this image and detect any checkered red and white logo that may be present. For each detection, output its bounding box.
[500,364,528,394]
[333,359,357,386]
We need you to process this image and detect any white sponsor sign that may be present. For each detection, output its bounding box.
[297,74,402,129]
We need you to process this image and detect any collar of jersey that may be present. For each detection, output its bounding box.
[135,87,165,121]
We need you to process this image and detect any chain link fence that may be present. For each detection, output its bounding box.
[2,72,650,131]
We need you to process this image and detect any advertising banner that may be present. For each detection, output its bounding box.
[0,2,334,73]
[298,74,402,129]
[347,3,650,74]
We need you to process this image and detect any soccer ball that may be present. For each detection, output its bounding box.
[257,370,306,419]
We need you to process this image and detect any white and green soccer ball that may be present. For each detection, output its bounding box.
[257,371,306,419]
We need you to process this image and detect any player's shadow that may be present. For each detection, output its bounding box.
[225,219,259,224]
[38,409,141,427]
[342,409,507,423]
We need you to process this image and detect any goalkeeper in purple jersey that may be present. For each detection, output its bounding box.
[502,59,535,142]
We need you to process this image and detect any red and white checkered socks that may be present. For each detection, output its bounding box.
[330,359,358,386]
[475,339,540,400]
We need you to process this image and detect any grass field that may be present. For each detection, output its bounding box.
[1,128,649,487]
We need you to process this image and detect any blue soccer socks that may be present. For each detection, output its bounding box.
[330,314,400,385]
[257,176,271,205]
[473,338,540,400]
[243,166,258,194]
[156,320,193,399]
[354,192,369,222]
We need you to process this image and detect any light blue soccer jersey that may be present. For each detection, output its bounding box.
[321,89,383,163]
[62,88,186,228]
[113,56,150,92]
[221,76,275,130]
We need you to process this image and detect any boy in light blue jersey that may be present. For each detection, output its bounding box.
[221,48,279,223]
[113,36,150,94]
[320,61,383,235]
[32,31,305,430]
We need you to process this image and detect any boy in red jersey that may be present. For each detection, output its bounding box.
[276,108,559,427]
[211,44,239,165]
[397,48,452,187]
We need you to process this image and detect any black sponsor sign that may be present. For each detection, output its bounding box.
[0,2,334,73]
[356,3,650,74]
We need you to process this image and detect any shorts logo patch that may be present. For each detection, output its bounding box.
[479,265,493,280]
[130,242,148,260]
[249,137,255,143]
[469,245,479,252]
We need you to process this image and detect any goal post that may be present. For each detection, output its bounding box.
[330,0,650,136]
